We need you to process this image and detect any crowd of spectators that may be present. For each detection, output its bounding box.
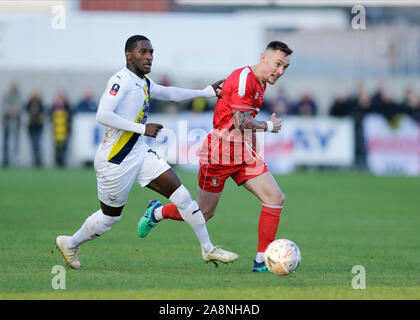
[1,81,97,168]
[329,84,420,124]
[265,83,420,168]
[1,77,419,168]
[265,84,420,123]
[328,84,420,168]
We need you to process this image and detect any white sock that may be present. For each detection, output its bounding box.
[169,185,213,252]
[153,206,163,221]
[192,225,213,253]
[256,252,265,264]
[67,209,121,249]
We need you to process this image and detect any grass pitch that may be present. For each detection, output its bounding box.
[0,168,419,300]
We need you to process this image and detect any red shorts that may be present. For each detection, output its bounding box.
[198,158,269,193]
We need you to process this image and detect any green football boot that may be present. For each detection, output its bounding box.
[137,200,162,238]
[252,260,272,273]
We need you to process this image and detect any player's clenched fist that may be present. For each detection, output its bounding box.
[145,123,163,138]
[270,113,282,133]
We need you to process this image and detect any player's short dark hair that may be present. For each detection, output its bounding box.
[266,41,293,56]
[125,35,150,52]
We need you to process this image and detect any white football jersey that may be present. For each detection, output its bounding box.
[97,67,152,165]
[95,67,216,165]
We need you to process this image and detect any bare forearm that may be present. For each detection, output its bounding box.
[232,110,267,131]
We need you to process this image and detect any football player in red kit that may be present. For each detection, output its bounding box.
[138,41,292,272]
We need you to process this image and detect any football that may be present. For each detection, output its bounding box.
[264,239,301,275]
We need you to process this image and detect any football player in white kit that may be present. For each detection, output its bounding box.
[56,35,238,269]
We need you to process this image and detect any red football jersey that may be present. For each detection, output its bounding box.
[200,66,267,165]
[214,66,266,132]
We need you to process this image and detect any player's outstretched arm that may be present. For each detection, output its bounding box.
[232,111,282,133]
[148,78,223,102]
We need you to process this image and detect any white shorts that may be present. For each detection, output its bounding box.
[94,143,171,207]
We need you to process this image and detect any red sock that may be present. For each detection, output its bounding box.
[162,204,184,221]
[257,204,283,253]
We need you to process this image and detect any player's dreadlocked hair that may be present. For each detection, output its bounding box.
[125,35,150,52]
[266,41,293,56]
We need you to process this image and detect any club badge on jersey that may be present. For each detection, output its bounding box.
[210,177,220,187]
[109,84,120,96]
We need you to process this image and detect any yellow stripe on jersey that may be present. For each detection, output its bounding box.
[107,131,135,161]
[107,82,150,163]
